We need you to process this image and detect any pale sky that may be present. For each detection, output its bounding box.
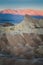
[0,0,43,10]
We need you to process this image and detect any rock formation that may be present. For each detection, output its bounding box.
[0,15,43,65]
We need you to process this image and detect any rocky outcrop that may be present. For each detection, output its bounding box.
[0,31,43,57]
[0,15,43,56]
[0,15,43,65]
[0,35,43,65]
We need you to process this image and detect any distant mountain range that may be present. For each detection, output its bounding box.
[0,9,43,27]
[0,9,43,15]
[0,14,24,24]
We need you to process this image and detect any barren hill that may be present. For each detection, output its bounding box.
[0,15,43,65]
[0,15,43,57]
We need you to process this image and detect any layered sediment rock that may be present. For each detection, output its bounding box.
[0,15,43,65]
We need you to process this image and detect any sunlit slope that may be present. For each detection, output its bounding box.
[0,9,43,16]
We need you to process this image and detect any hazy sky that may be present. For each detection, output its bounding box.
[0,0,43,10]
